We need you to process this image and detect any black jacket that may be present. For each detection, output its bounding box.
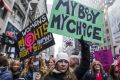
[44,72,66,80]
[74,40,90,80]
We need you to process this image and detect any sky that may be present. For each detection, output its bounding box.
[47,0,63,57]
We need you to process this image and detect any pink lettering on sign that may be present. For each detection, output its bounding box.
[6,31,14,37]
[25,32,35,52]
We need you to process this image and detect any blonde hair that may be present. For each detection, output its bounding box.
[91,60,103,72]
[19,62,29,78]
[41,67,77,80]
[39,57,48,77]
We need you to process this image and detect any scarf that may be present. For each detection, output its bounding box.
[96,73,102,80]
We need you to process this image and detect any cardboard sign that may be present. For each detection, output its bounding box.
[94,49,113,72]
[48,0,104,44]
[17,14,55,61]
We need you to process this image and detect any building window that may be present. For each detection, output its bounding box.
[104,46,107,50]
[105,20,108,26]
[107,36,110,42]
[108,45,111,49]
[101,47,103,50]
[0,1,7,19]
[104,38,106,43]
[13,4,24,26]
[106,28,109,34]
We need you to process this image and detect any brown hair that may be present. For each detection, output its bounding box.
[0,56,9,67]
[41,67,77,80]
[91,60,103,72]
[109,65,117,78]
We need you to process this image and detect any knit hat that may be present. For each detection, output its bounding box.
[70,55,79,59]
[112,60,118,66]
[56,52,69,63]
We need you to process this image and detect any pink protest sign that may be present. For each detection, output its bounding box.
[94,49,113,72]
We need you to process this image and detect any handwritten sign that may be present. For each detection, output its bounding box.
[48,0,104,44]
[94,49,113,72]
[17,14,55,61]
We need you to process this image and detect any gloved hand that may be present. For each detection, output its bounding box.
[78,35,84,45]
[78,35,89,47]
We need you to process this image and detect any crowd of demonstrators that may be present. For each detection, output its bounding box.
[1,37,120,80]
[41,36,91,80]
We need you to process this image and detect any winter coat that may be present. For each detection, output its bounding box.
[42,39,90,80]
[82,69,108,80]
[12,71,21,80]
[74,40,90,80]
[0,67,13,80]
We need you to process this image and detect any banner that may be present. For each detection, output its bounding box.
[48,0,104,44]
[5,22,20,40]
[94,49,113,72]
[17,14,55,61]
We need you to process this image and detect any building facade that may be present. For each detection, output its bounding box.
[0,0,55,58]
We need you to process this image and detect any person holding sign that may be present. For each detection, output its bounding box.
[42,36,90,80]
[82,60,108,80]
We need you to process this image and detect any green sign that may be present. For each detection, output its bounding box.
[48,0,105,44]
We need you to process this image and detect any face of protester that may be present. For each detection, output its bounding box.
[114,66,119,78]
[56,59,69,73]
[29,63,34,71]
[12,60,20,71]
[49,59,55,68]
[93,63,101,72]
[70,58,76,66]
[35,72,41,80]
[69,57,79,68]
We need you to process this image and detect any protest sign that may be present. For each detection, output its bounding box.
[5,22,20,40]
[17,14,55,61]
[48,0,104,44]
[94,49,113,72]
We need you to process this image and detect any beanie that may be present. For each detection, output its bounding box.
[56,52,69,63]
[70,55,79,59]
